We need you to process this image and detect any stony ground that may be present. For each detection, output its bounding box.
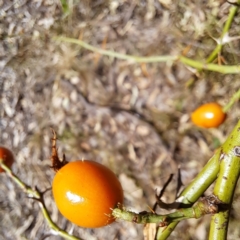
[1,1,240,240]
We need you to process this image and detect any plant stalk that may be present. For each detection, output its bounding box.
[209,123,240,240]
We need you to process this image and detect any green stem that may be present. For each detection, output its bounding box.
[157,121,240,239]
[0,162,40,198]
[54,36,177,63]
[179,56,240,74]
[222,88,240,113]
[112,196,218,225]
[54,37,240,74]
[156,149,221,240]
[209,122,240,240]
[60,0,70,15]
[210,211,230,240]
[178,150,221,204]
[207,1,240,63]
[0,161,81,240]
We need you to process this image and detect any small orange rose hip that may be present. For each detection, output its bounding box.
[191,103,226,128]
[52,160,124,228]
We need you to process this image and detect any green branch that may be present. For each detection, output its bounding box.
[156,120,240,239]
[112,196,219,225]
[54,36,177,63]
[207,1,240,63]
[54,36,240,74]
[0,161,81,240]
[156,149,221,240]
[179,56,240,74]
[223,88,240,113]
[209,124,240,240]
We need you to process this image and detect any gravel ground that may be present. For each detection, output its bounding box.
[1,1,240,240]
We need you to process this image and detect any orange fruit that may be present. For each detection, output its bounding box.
[191,103,226,128]
[52,160,123,228]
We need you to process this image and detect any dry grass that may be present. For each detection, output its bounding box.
[1,0,240,239]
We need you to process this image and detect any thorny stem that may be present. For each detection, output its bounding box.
[54,37,240,74]
[150,149,220,240]
[157,120,240,240]
[0,160,81,240]
[156,148,222,239]
[209,125,240,240]
[112,195,220,225]
[206,0,240,63]
[186,1,240,86]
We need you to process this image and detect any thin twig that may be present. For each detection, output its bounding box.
[113,195,219,225]
[0,160,81,240]
[207,1,240,63]
[222,88,240,113]
[54,36,240,74]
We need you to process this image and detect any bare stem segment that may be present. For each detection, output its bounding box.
[113,195,220,226]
